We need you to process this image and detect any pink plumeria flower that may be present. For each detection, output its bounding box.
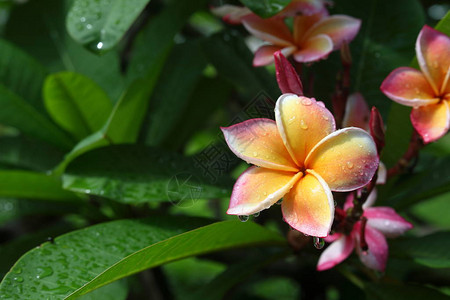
[211,0,329,24]
[317,192,413,272]
[242,13,360,66]
[381,25,450,143]
[221,94,378,237]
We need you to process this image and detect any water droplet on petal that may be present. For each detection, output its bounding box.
[301,98,312,106]
[238,215,249,222]
[253,151,258,157]
[253,212,260,217]
[288,116,296,124]
[313,237,325,249]
[300,119,308,130]
[346,161,354,169]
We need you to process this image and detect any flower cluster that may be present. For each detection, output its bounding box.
[215,3,449,273]
[213,0,361,66]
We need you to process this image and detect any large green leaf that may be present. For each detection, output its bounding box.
[162,77,232,150]
[0,136,64,171]
[0,85,74,149]
[0,170,81,201]
[54,79,151,173]
[145,40,207,146]
[66,0,150,51]
[43,72,113,141]
[125,0,208,84]
[0,38,48,115]
[390,232,450,268]
[239,0,291,18]
[365,282,450,300]
[384,157,450,209]
[5,0,125,101]
[0,218,286,299]
[63,145,232,204]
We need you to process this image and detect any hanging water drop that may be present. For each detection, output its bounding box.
[253,212,260,218]
[238,215,249,222]
[313,237,325,249]
[276,199,283,205]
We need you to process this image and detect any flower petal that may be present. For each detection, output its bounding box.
[274,51,304,95]
[354,224,388,272]
[281,170,334,237]
[410,100,450,143]
[380,67,439,106]
[364,207,413,238]
[210,5,252,24]
[293,13,324,44]
[275,94,336,166]
[342,92,370,130]
[242,14,294,46]
[282,0,328,17]
[253,45,296,67]
[317,235,354,271]
[221,118,299,172]
[227,166,301,215]
[293,34,333,63]
[305,15,361,50]
[306,127,379,192]
[416,25,450,95]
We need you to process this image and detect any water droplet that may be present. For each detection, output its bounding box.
[414,87,421,95]
[346,161,354,169]
[80,17,86,22]
[313,237,325,249]
[253,212,260,218]
[86,24,93,30]
[13,276,24,283]
[276,199,283,205]
[288,116,296,124]
[301,98,312,106]
[36,267,53,279]
[238,215,249,222]
[253,151,258,157]
[14,268,22,274]
[300,119,308,129]
[96,42,103,49]
[263,192,267,196]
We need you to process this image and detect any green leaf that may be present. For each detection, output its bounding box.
[145,41,207,146]
[78,280,128,300]
[0,170,81,202]
[239,0,291,18]
[0,38,48,115]
[43,72,113,141]
[384,157,450,209]
[0,84,74,150]
[0,222,73,278]
[188,251,288,300]
[390,232,450,268]
[126,0,209,84]
[201,31,278,101]
[66,0,150,51]
[5,0,125,101]
[63,145,232,204]
[54,79,151,173]
[0,136,64,171]
[0,218,286,299]
[162,77,232,150]
[365,282,450,300]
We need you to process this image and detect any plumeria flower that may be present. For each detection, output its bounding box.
[381,25,450,143]
[211,0,329,24]
[242,12,360,66]
[221,94,378,237]
[317,192,412,271]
